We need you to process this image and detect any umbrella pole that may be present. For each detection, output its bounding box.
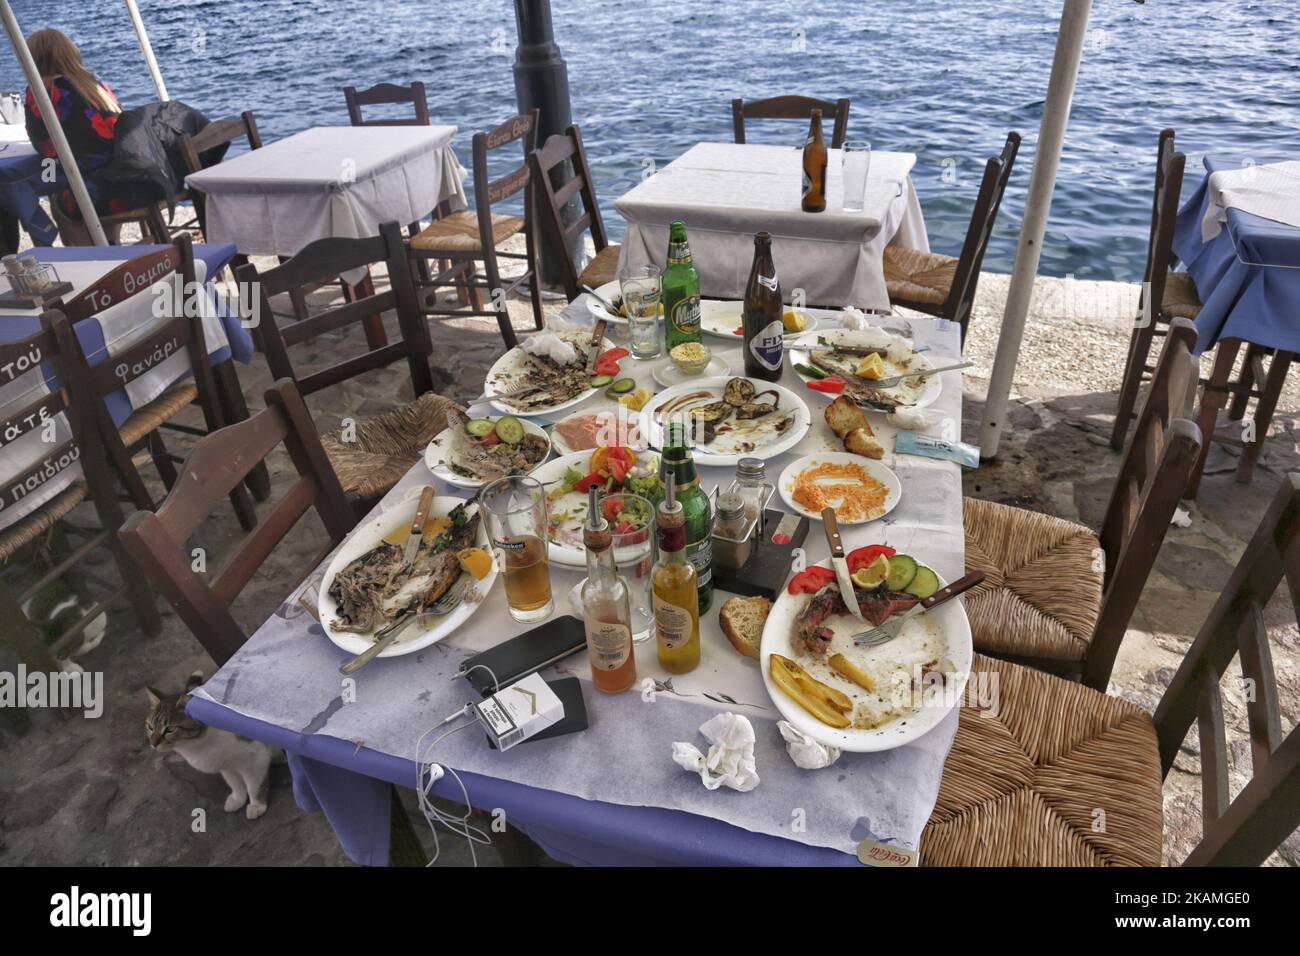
[977,0,1093,458]
[124,0,169,102]
[0,0,109,246]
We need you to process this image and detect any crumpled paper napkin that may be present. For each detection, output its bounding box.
[778,720,841,770]
[672,712,760,792]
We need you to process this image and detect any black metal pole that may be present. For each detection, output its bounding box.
[513,0,580,288]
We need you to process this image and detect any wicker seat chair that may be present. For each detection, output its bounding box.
[528,123,621,301]
[731,95,850,148]
[883,132,1020,346]
[965,318,1202,692]
[925,472,1300,866]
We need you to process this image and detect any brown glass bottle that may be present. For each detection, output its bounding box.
[742,231,784,382]
[801,109,827,213]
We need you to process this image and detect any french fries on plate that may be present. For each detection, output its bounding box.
[769,654,851,729]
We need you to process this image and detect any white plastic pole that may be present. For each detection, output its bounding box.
[0,1,109,245]
[977,0,1093,458]
[124,0,169,102]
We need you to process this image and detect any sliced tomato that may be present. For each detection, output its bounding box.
[603,497,625,522]
[807,376,846,394]
[847,545,897,574]
[787,566,837,595]
[572,470,605,493]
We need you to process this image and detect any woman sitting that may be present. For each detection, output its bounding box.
[23,28,156,244]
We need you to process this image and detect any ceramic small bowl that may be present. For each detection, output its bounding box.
[669,342,713,375]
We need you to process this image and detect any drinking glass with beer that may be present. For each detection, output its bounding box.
[480,475,554,623]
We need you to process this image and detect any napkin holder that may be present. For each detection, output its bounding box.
[711,508,810,599]
[0,261,72,309]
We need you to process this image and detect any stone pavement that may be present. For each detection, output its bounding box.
[0,263,1296,867]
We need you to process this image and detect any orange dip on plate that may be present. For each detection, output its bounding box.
[792,461,888,521]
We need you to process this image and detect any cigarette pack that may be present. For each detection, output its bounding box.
[473,672,564,751]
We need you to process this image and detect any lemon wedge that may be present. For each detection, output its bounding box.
[457,547,493,580]
[782,309,809,333]
[851,554,891,589]
[618,386,652,412]
[855,353,887,380]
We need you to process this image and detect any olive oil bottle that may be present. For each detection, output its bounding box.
[652,474,701,674]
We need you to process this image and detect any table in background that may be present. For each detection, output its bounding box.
[189,311,967,866]
[614,142,929,311]
[0,244,260,531]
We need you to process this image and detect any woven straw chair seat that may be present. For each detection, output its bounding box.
[883,245,956,307]
[118,379,199,448]
[920,652,1162,865]
[0,481,88,564]
[577,243,622,289]
[964,497,1103,662]
[319,392,458,500]
[1161,271,1202,320]
[410,212,524,254]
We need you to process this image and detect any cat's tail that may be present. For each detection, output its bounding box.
[185,670,205,692]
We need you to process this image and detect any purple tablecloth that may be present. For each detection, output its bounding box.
[1172,156,1300,355]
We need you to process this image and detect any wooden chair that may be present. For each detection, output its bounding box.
[528,124,621,301]
[44,235,256,531]
[344,81,430,126]
[883,132,1020,345]
[0,322,160,674]
[964,317,1202,691]
[923,471,1300,866]
[235,220,457,505]
[176,111,263,248]
[409,110,544,349]
[731,95,850,149]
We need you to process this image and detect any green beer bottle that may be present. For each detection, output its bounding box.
[663,220,702,351]
[654,421,713,614]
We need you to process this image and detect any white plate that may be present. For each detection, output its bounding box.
[759,560,971,752]
[484,332,616,417]
[318,492,497,659]
[651,354,731,388]
[530,449,659,568]
[548,409,649,457]
[424,417,551,490]
[699,300,818,339]
[777,452,902,525]
[787,327,941,409]
[587,280,631,324]
[638,376,812,467]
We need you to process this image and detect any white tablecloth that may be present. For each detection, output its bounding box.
[1201,160,1300,241]
[185,125,469,263]
[614,143,929,311]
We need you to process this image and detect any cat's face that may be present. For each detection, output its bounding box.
[144,687,204,750]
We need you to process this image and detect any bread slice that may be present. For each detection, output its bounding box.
[719,595,770,660]
[844,427,885,460]
[825,395,871,439]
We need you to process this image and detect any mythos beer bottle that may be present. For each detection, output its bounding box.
[742,231,784,381]
[663,220,702,351]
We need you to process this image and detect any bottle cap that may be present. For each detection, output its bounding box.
[584,485,611,550]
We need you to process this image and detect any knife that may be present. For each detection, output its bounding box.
[821,508,864,621]
[852,570,985,646]
[403,487,435,567]
[585,318,608,374]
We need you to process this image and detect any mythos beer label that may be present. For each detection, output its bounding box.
[749,319,784,371]
[670,295,702,337]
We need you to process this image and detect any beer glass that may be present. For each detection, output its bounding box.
[619,264,662,360]
[480,475,554,623]
[841,141,872,213]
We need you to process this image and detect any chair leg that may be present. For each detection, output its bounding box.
[1185,340,1240,500]
[1111,315,1158,450]
[527,271,545,331]
[213,360,271,502]
[1229,343,1266,421]
[1236,350,1293,485]
[147,431,179,490]
[481,255,516,349]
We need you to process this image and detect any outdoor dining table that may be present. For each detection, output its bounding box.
[0,243,257,532]
[0,122,58,247]
[187,305,968,866]
[614,142,929,312]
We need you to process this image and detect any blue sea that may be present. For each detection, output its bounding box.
[3,0,1298,280]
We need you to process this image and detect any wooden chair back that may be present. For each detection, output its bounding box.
[946,131,1021,341]
[1153,472,1300,865]
[118,379,357,665]
[177,112,263,236]
[731,95,850,149]
[528,124,611,301]
[1141,139,1186,329]
[471,110,539,219]
[235,220,433,399]
[1085,317,1203,689]
[344,81,430,126]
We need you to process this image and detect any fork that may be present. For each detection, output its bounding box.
[868,361,973,391]
[338,578,472,675]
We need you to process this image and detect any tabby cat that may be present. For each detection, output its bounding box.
[145,672,283,820]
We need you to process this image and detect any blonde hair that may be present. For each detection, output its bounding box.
[26,28,120,115]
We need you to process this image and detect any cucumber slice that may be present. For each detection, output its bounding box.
[494,415,525,444]
[589,374,614,388]
[885,554,918,592]
[904,565,940,600]
[464,418,496,437]
[605,377,637,395]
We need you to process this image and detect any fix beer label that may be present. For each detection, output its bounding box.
[749,319,784,372]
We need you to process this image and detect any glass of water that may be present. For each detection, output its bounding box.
[619,264,662,360]
[841,141,871,212]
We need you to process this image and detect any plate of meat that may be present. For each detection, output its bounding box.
[758,554,972,752]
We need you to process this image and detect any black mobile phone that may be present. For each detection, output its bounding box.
[457,615,587,697]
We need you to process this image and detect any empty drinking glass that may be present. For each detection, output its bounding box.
[619,264,662,360]
[841,141,871,212]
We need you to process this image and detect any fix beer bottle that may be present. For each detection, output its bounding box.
[663,220,702,351]
[742,231,784,382]
[801,109,828,213]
